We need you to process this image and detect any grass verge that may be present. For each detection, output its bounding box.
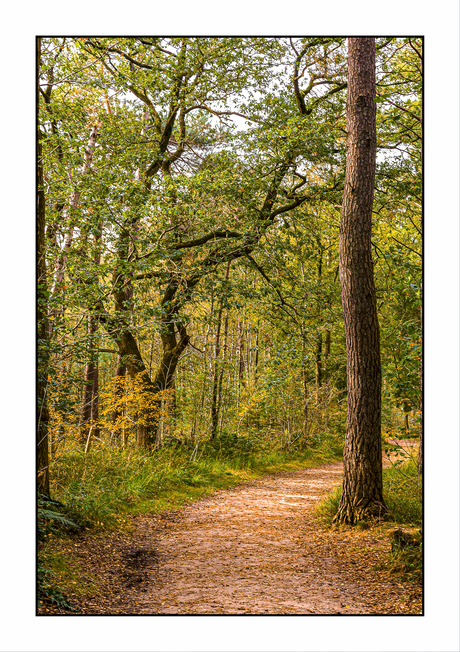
[316,455,422,583]
[38,434,343,610]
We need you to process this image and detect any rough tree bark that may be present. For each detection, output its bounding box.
[37,37,51,497]
[333,38,387,524]
[99,278,190,449]
[417,42,423,480]
[418,281,423,478]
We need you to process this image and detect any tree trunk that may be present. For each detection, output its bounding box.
[333,38,387,525]
[37,38,51,497]
[80,315,98,444]
[211,261,231,438]
[79,231,102,445]
[417,44,423,479]
[111,355,127,442]
[418,281,423,478]
[238,319,246,387]
[302,370,309,436]
[210,303,224,439]
[100,279,190,449]
[50,124,99,297]
[324,330,331,382]
[216,308,230,436]
[315,332,323,391]
[315,247,323,394]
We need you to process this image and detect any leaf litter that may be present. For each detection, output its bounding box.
[39,459,422,615]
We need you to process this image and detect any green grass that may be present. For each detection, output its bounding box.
[49,433,343,530]
[316,458,422,527]
[383,459,422,527]
[38,433,343,610]
[316,457,423,582]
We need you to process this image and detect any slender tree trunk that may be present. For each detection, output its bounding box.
[324,329,331,382]
[210,304,224,438]
[333,38,387,525]
[91,363,99,438]
[254,322,260,387]
[111,355,127,443]
[217,308,230,436]
[211,261,231,438]
[80,315,98,444]
[50,124,99,297]
[238,319,246,387]
[315,332,323,391]
[315,247,323,394]
[37,38,51,497]
[300,336,309,435]
[80,230,101,445]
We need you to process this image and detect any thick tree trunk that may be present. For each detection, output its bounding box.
[418,281,423,478]
[37,38,51,497]
[100,279,190,449]
[333,38,387,525]
[417,46,423,479]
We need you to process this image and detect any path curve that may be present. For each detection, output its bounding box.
[109,454,419,615]
[42,442,421,615]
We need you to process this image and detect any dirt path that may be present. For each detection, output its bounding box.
[127,464,347,614]
[41,444,421,615]
[108,454,420,615]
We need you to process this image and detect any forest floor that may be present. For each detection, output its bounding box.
[39,442,422,615]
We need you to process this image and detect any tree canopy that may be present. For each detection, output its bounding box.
[37,37,421,497]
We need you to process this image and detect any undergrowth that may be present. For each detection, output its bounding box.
[48,433,342,528]
[316,455,422,582]
[38,432,343,610]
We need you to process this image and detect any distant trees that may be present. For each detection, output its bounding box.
[37,37,421,497]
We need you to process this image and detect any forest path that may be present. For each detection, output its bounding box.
[130,464,347,614]
[108,447,420,615]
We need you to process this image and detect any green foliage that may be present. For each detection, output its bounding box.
[383,459,422,527]
[38,494,79,540]
[317,458,422,527]
[389,532,423,583]
[50,435,342,527]
[38,38,422,600]
[37,565,78,612]
[316,457,422,582]
[37,495,79,611]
